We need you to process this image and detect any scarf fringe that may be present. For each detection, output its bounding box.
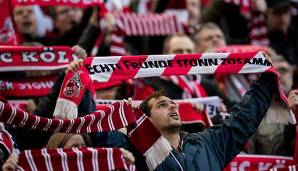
[263,100,296,125]
[144,136,172,171]
[53,98,78,119]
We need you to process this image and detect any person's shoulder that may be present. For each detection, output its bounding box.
[180,131,203,144]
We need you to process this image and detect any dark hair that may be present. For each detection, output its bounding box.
[163,33,192,54]
[47,133,92,149]
[194,22,224,43]
[139,89,167,116]
[48,6,57,19]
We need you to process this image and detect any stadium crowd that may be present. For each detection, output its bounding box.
[0,0,298,170]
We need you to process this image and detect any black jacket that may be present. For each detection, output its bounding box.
[154,73,276,171]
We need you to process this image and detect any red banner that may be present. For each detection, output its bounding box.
[0,46,76,71]
[12,0,101,7]
[0,75,57,97]
[224,154,294,171]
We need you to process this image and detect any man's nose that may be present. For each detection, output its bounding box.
[23,10,30,17]
[170,103,177,110]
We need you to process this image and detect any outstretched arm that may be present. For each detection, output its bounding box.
[201,72,277,168]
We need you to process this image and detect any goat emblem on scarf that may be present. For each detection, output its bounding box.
[64,71,83,97]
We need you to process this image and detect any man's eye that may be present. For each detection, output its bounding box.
[158,103,168,108]
[173,49,184,54]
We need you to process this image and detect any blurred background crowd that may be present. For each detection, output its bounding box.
[1,0,298,167]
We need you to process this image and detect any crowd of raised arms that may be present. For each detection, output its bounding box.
[0,0,298,170]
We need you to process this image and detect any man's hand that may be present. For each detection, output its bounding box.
[26,99,36,113]
[219,102,227,113]
[192,102,204,112]
[2,154,19,171]
[288,89,298,111]
[65,45,87,74]
[119,148,135,165]
[126,97,139,109]
[65,59,84,74]
[252,0,267,13]
[72,45,87,59]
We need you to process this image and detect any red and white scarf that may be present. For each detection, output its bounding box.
[223,0,251,11]
[224,154,294,171]
[215,45,267,53]
[0,127,19,158]
[294,109,298,164]
[0,46,77,72]
[249,13,269,46]
[53,69,94,119]
[84,52,271,82]
[8,100,29,111]
[223,0,269,46]
[215,45,266,101]
[128,109,172,171]
[0,101,136,133]
[0,49,294,124]
[0,0,20,45]
[17,147,134,171]
[97,97,220,124]
[0,76,57,97]
[11,0,101,7]
[177,102,213,127]
[118,12,183,36]
[107,12,184,56]
[82,51,294,124]
[0,101,167,171]
[271,165,298,171]
[110,26,126,56]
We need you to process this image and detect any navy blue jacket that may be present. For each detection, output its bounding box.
[154,73,276,171]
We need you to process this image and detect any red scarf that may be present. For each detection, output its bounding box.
[273,165,298,171]
[12,0,101,7]
[17,147,134,171]
[0,0,20,45]
[215,45,267,101]
[249,13,269,46]
[118,12,183,36]
[53,69,94,119]
[224,154,294,171]
[0,127,19,159]
[8,100,29,111]
[82,52,294,124]
[223,0,269,46]
[178,102,212,127]
[0,76,57,97]
[128,109,172,171]
[96,97,219,126]
[108,12,184,56]
[0,101,136,133]
[84,52,272,82]
[294,108,298,164]
[131,79,155,100]
[110,27,126,56]
[215,45,267,53]
[0,46,76,72]
[0,100,168,170]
